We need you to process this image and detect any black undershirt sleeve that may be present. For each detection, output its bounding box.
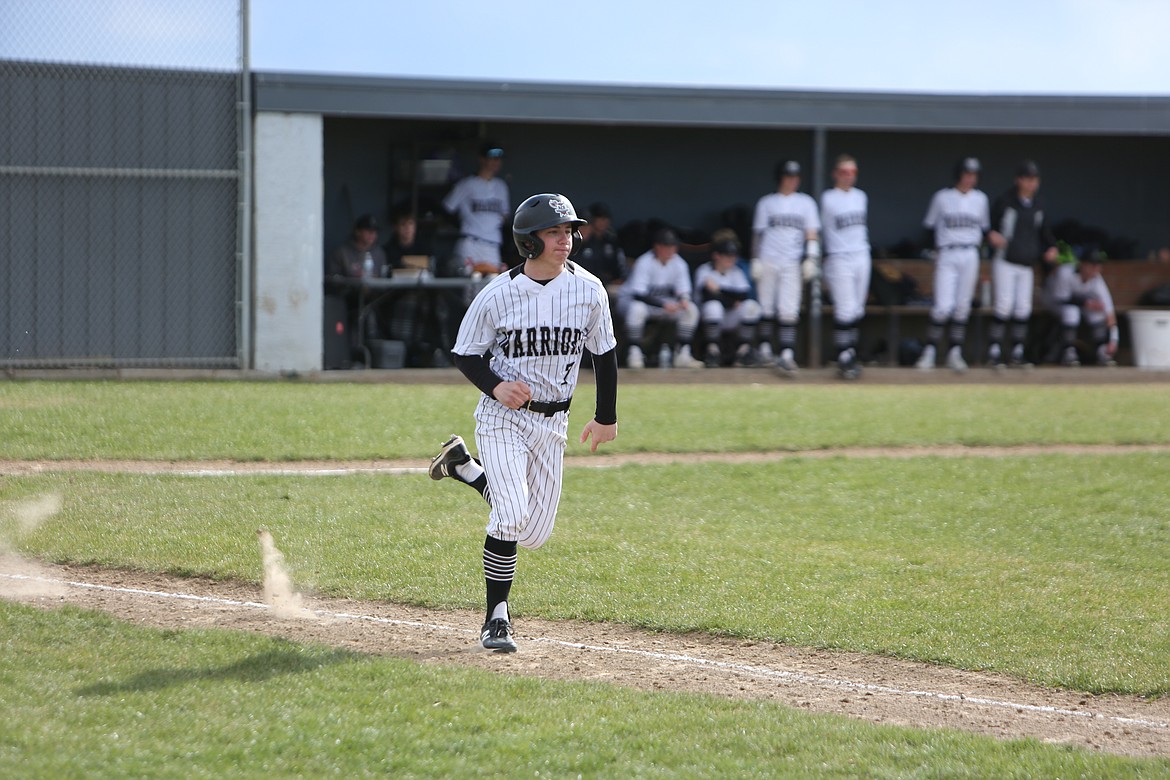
[591,347,619,425]
[452,352,505,399]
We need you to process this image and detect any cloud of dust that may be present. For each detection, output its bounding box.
[0,493,67,598]
[256,528,314,619]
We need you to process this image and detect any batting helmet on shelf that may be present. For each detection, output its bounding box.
[512,193,588,259]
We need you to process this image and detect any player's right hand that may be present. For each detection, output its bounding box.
[750,258,763,281]
[493,381,533,409]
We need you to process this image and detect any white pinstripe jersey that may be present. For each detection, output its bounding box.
[622,251,694,304]
[753,191,821,261]
[819,187,870,255]
[923,187,990,249]
[443,175,510,243]
[453,261,617,403]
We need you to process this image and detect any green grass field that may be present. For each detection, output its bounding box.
[1,380,1168,777]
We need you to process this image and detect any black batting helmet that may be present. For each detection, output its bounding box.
[512,193,588,259]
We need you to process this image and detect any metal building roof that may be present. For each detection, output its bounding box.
[254,71,1170,135]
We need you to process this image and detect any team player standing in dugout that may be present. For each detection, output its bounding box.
[819,154,871,380]
[986,160,1059,368]
[917,157,990,373]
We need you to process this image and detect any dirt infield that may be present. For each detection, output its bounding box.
[3,442,1170,758]
[4,560,1168,759]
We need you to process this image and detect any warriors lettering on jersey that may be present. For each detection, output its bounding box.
[471,198,506,214]
[941,214,985,229]
[834,211,867,230]
[767,214,807,230]
[499,326,585,359]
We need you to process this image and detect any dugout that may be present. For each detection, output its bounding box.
[8,61,1165,373]
[251,73,1170,371]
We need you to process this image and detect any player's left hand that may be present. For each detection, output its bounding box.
[580,420,617,452]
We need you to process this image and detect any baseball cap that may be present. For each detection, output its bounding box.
[653,228,680,246]
[1016,160,1040,177]
[957,156,981,174]
[587,201,612,219]
[479,142,504,158]
[712,238,739,256]
[354,213,379,231]
[776,159,802,178]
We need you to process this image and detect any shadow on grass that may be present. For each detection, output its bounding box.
[76,642,359,697]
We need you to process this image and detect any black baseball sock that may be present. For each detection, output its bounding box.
[988,316,1007,356]
[483,535,517,623]
[454,457,491,505]
[778,320,798,354]
[948,319,968,351]
[925,318,944,348]
[469,473,492,505]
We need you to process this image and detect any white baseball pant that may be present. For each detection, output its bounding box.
[623,300,699,343]
[474,396,568,551]
[992,257,1034,321]
[755,259,802,323]
[455,237,504,275]
[930,247,980,323]
[823,251,871,325]
[701,298,761,333]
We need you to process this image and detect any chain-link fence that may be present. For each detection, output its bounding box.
[0,1,245,368]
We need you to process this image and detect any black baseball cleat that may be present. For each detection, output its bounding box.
[481,618,518,653]
[429,434,472,481]
[838,353,862,381]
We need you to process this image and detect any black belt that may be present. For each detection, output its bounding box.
[520,397,572,416]
[940,244,979,250]
[460,235,500,245]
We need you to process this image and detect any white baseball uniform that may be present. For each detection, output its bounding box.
[453,262,616,550]
[694,261,761,338]
[1043,263,1115,329]
[819,185,871,325]
[618,250,700,344]
[444,175,510,273]
[752,191,820,323]
[923,186,989,323]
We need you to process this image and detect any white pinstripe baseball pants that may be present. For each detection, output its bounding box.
[474,396,568,550]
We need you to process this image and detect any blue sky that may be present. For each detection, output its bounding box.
[3,0,1169,94]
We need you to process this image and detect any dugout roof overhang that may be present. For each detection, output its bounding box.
[254,71,1170,136]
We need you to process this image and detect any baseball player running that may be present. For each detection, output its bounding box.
[917,157,990,372]
[819,154,871,380]
[429,193,619,653]
[751,160,821,377]
[985,160,1058,368]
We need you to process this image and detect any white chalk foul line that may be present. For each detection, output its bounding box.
[4,572,1167,732]
[174,467,426,477]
